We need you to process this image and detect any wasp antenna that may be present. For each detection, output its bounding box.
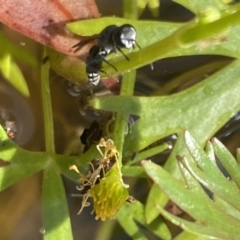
[135,41,141,50]
[116,46,130,61]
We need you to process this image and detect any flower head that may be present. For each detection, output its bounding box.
[70,138,131,220]
[90,164,129,221]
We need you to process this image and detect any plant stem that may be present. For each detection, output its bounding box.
[113,0,138,167]
[113,72,136,167]
[41,48,55,154]
[180,9,240,46]
[122,166,146,177]
[126,142,170,166]
[95,220,116,240]
[123,0,138,19]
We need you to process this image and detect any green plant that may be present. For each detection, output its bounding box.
[1,0,240,239]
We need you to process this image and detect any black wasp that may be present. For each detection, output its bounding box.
[86,45,118,85]
[97,24,140,60]
[73,24,140,85]
[73,24,140,57]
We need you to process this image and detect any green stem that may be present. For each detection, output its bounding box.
[95,220,116,240]
[180,9,240,46]
[123,0,138,19]
[237,148,240,165]
[126,142,170,166]
[113,1,138,167]
[41,48,55,154]
[147,0,160,17]
[122,165,146,177]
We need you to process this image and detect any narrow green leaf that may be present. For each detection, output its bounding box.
[204,140,216,165]
[125,201,145,225]
[145,184,171,239]
[147,214,171,240]
[214,194,240,220]
[163,132,190,178]
[0,153,45,191]
[145,183,168,223]
[160,208,236,240]
[142,160,240,238]
[42,165,73,240]
[174,231,212,240]
[0,125,48,191]
[0,33,37,66]
[184,131,240,211]
[118,200,171,240]
[117,202,148,240]
[144,159,218,224]
[143,161,206,221]
[211,137,240,188]
[0,54,29,96]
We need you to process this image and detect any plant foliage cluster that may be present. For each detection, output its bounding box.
[1,0,240,239]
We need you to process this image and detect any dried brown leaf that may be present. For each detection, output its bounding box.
[0,0,99,56]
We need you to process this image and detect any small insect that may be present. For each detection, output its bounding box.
[73,24,141,85]
[97,24,141,61]
[73,24,140,59]
[98,24,154,70]
[86,45,119,85]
